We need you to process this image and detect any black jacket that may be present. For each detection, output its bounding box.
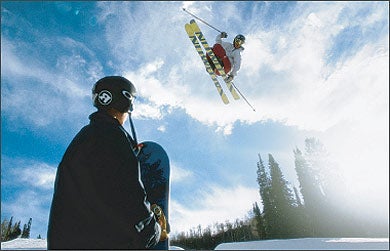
[47,111,160,249]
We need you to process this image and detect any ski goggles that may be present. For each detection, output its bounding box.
[234,39,245,47]
[122,90,136,101]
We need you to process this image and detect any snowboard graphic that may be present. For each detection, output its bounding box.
[137,141,170,250]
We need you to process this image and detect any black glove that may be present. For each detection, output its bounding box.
[226,74,234,82]
[220,32,228,38]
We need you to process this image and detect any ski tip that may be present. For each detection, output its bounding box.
[185,23,194,34]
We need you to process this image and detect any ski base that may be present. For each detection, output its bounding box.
[185,23,229,104]
[189,19,240,100]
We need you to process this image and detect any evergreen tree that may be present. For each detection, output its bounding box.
[8,220,22,240]
[22,224,27,238]
[296,144,334,236]
[1,218,10,241]
[256,154,273,237]
[6,216,13,240]
[292,185,311,237]
[293,186,302,207]
[294,138,354,237]
[171,217,257,249]
[1,217,33,242]
[294,147,324,236]
[2,216,15,242]
[267,154,296,238]
[252,202,266,239]
[21,218,32,238]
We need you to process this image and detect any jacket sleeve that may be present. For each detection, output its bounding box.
[231,50,242,76]
[120,134,161,248]
[215,33,223,44]
[110,128,162,248]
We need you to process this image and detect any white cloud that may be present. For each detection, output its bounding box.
[124,59,184,108]
[100,2,388,139]
[182,1,195,11]
[215,123,233,135]
[132,102,164,120]
[3,2,386,135]
[171,162,193,183]
[8,160,57,190]
[157,125,166,132]
[1,36,100,129]
[169,185,260,236]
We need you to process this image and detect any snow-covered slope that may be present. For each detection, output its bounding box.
[1,238,184,250]
[2,237,388,250]
[215,238,389,250]
[1,238,47,250]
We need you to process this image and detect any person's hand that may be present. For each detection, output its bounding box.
[151,204,169,241]
[133,143,144,155]
[220,32,228,38]
[226,74,234,82]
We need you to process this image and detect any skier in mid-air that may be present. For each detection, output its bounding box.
[184,8,256,110]
[208,32,246,82]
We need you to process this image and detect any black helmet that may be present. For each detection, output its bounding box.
[92,76,136,113]
[233,34,246,48]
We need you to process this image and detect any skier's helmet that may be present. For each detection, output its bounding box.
[92,76,136,113]
[233,34,246,48]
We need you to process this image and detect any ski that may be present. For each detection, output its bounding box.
[185,23,229,104]
[190,19,240,100]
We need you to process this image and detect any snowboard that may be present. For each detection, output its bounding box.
[137,141,170,250]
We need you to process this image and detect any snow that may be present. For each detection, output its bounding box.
[1,238,47,250]
[1,238,184,250]
[2,237,388,250]
[215,238,389,250]
[170,246,185,250]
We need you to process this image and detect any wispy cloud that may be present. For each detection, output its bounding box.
[1,35,98,129]
[1,5,104,129]
[2,2,387,133]
[170,185,260,236]
[95,1,389,136]
[2,157,57,190]
[16,163,56,190]
[171,162,193,183]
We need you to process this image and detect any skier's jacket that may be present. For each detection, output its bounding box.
[215,33,244,76]
[47,110,161,250]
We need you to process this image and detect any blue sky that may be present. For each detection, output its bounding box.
[1,1,389,238]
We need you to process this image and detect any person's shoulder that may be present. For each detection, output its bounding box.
[233,47,244,55]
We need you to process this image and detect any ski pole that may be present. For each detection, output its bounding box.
[128,112,138,146]
[231,82,256,112]
[183,8,222,33]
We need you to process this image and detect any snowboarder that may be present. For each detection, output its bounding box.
[208,32,245,82]
[47,76,167,249]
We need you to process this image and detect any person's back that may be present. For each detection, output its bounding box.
[47,76,162,249]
